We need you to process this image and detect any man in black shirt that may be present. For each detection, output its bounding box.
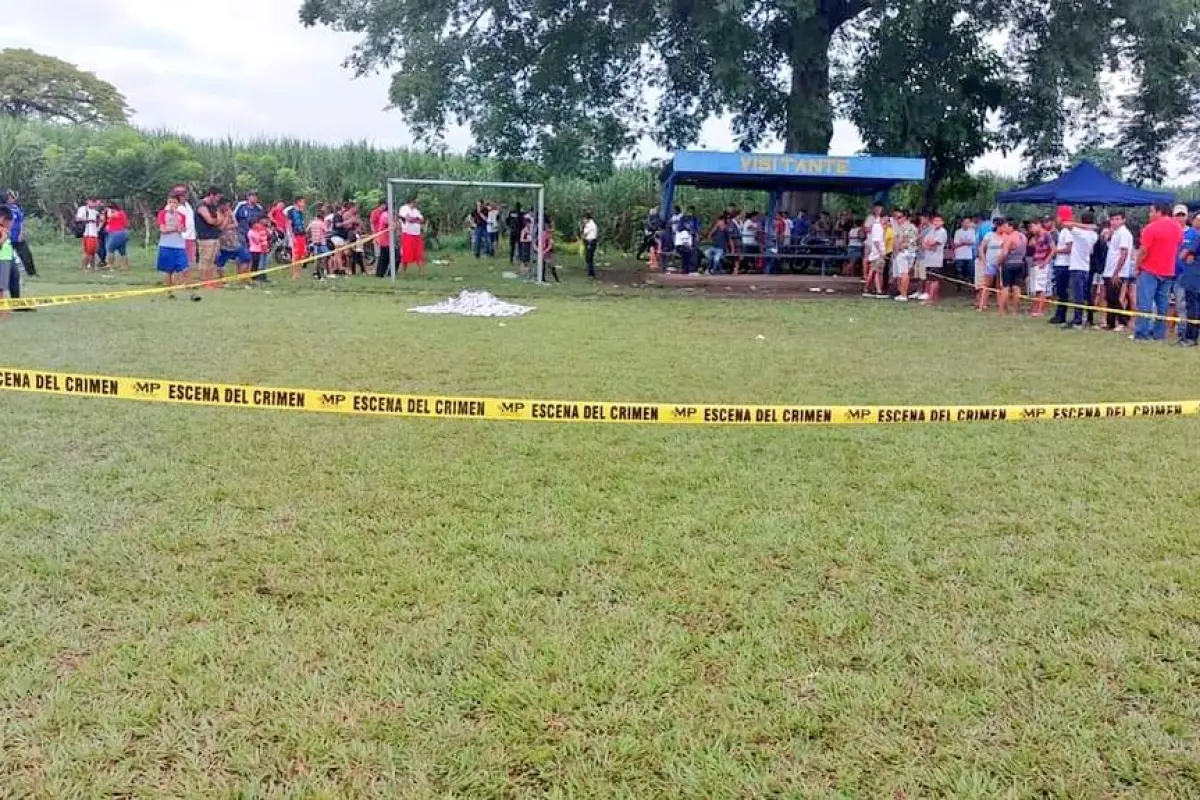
[506,204,523,264]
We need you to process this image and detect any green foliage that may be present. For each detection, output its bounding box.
[838,1,1006,209]
[0,48,130,125]
[299,0,876,175]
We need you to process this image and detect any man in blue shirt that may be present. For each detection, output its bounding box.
[1177,212,1200,345]
[234,190,265,244]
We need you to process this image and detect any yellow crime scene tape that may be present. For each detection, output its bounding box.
[1,366,1196,426]
[938,272,1199,325]
[0,229,390,311]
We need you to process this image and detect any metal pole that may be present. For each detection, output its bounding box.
[535,187,545,283]
[387,180,397,282]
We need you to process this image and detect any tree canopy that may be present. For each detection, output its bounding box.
[0,49,130,126]
[302,0,1200,192]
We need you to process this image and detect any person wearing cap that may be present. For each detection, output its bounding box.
[1169,204,1192,342]
[1132,202,1185,341]
[1049,208,1075,324]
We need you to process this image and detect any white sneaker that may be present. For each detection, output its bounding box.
[894,295,909,302]
[862,292,871,297]
[917,292,929,301]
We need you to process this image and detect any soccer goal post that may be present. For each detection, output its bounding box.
[386,178,546,283]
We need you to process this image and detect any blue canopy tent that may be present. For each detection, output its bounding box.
[996,160,1174,206]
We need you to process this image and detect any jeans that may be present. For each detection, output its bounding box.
[1173,280,1188,341]
[7,256,19,299]
[1185,288,1200,343]
[708,247,726,274]
[1050,266,1070,323]
[1134,271,1172,340]
[1069,271,1090,325]
[584,239,598,277]
[472,226,489,257]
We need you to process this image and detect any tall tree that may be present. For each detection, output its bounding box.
[299,0,876,182]
[0,49,130,125]
[837,1,1006,210]
[303,0,1200,191]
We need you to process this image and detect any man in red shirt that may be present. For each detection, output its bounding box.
[1133,202,1185,340]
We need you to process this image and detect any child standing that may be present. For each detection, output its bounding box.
[156,195,199,301]
[308,210,329,280]
[0,207,14,319]
[539,216,559,283]
[248,218,270,283]
[519,214,533,272]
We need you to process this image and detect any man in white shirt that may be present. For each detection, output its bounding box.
[1104,211,1134,330]
[864,213,886,297]
[1049,217,1074,324]
[1063,212,1098,329]
[582,212,599,279]
[75,198,100,269]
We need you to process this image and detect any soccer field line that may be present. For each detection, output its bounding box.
[0,366,1194,426]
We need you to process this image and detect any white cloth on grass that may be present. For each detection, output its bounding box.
[409,290,535,317]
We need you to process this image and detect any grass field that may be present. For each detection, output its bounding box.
[3,243,1200,797]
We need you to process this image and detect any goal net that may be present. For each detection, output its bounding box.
[386,178,546,283]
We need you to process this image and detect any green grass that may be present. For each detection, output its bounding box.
[3,243,1200,797]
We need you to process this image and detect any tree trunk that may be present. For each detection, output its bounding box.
[921,172,943,215]
[781,12,836,218]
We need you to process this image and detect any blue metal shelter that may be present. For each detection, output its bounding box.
[657,150,928,222]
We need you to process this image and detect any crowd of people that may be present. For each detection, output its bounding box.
[641,200,1198,342]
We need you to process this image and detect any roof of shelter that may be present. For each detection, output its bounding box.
[996,160,1174,206]
[659,150,927,194]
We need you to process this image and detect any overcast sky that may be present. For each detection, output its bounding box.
[1,1,1021,175]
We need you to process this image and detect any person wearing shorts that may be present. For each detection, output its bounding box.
[997,219,1027,317]
[75,198,100,269]
[977,221,1005,311]
[215,199,250,278]
[194,186,222,286]
[308,211,330,279]
[156,196,200,301]
[1027,218,1054,317]
[890,209,918,301]
[104,202,131,270]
